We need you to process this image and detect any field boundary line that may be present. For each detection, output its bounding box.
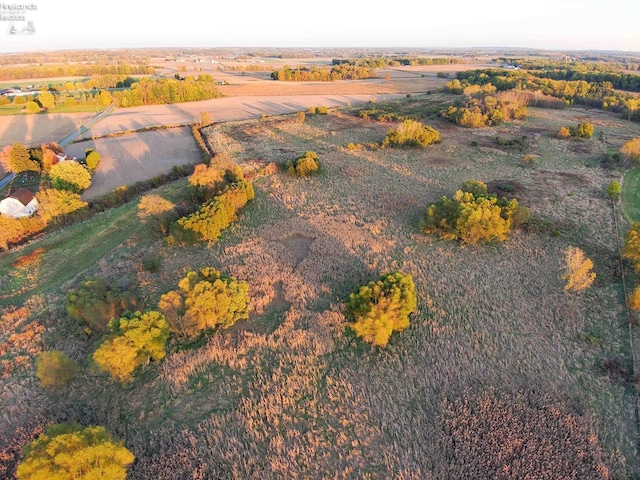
[611,197,640,446]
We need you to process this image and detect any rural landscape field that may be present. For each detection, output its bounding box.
[1,45,640,479]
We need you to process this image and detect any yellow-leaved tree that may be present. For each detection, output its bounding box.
[344,271,417,347]
[158,267,250,337]
[562,246,596,291]
[16,423,134,480]
[93,310,169,381]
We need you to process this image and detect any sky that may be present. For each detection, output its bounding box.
[0,0,639,54]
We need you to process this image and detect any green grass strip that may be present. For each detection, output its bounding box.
[0,201,143,306]
[622,165,640,223]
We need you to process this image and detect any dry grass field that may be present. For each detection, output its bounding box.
[64,127,201,200]
[1,94,639,479]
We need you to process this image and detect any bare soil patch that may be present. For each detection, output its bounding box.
[0,111,93,146]
[280,235,315,266]
[64,127,200,200]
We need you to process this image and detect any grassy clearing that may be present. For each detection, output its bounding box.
[622,165,640,223]
[0,199,143,306]
[1,97,639,479]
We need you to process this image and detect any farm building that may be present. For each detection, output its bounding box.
[0,188,38,218]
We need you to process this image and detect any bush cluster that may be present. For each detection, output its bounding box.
[344,271,417,347]
[558,122,594,139]
[381,119,441,148]
[66,277,142,333]
[441,89,528,127]
[158,267,250,337]
[421,180,525,244]
[287,151,320,176]
[172,177,254,243]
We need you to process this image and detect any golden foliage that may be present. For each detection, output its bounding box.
[16,423,134,480]
[137,194,175,220]
[188,163,224,188]
[158,268,250,336]
[620,137,640,161]
[562,246,596,291]
[345,272,416,347]
[93,310,169,382]
[628,286,640,311]
[623,223,640,272]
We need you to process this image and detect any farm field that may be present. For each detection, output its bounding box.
[1,93,639,478]
[0,110,93,149]
[64,127,201,200]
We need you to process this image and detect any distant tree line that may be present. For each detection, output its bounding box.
[271,64,376,81]
[0,64,154,81]
[450,69,640,121]
[331,56,463,68]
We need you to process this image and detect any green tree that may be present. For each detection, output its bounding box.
[16,423,134,480]
[344,272,417,347]
[382,119,441,148]
[35,350,79,387]
[93,310,169,381]
[49,161,92,193]
[8,142,40,173]
[66,277,141,333]
[158,267,250,336]
[460,179,488,196]
[606,181,621,201]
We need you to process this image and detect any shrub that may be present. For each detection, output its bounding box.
[575,121,594,139]
[460,179,488,196]
[422,183,520,245]
[35,350,79,387]
[158,267,250,336]
[606,181,621,200]
[174,179,253,243]
[16,423,134,480]
[382,119,441,148]
[93,310,169,381]
[287,151,320,176]
[562,246,596,291]
[296,111,305,123]
[66,277,142,333]
[557,126,572,138]
[143,256,161,273]
[344,271,416,347]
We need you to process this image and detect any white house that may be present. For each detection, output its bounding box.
[0,188,38,218]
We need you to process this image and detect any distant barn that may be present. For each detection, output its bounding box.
[0,187,38,218]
